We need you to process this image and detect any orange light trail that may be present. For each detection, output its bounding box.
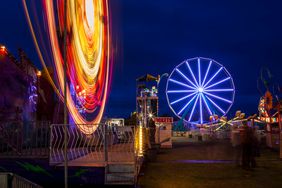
[23,0,112,134]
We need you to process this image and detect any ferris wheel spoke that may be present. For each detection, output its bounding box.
[204,77,231,90]
[201,93,212,116]
[188,94,200,121]
[169,79,196,89]
[171,91,197,105]
[199,93,203,124]
[202,61,212,87]
[204,88,234,92]
[177,94,198,115]
[203,91,232,104]
[186,61,199,87]
[203,67,223,88]
[205,95,225,114]
[167,90,196,93]
[176,68,197,88]
[198,58,201,86]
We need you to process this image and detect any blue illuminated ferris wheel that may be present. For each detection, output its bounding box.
[166,57,235,124]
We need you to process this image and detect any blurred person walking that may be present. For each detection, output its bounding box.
[241,121,257,169]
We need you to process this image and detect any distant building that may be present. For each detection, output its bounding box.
[0,46,35,122]
[0,45,57,123]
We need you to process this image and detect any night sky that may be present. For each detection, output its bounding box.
[1,0,282,119]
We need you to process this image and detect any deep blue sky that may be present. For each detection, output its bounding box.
[1,0,282,118]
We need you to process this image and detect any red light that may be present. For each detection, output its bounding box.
[0,45,7,55]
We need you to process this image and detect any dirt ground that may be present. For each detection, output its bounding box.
[138,140,282,188]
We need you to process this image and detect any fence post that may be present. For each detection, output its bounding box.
[104,123,108,164]
[49,125,53,163]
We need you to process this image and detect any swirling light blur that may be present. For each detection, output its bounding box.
[23,0,112,134]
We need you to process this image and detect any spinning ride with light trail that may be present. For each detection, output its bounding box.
[23,0,112,134]
[166,57,235,124]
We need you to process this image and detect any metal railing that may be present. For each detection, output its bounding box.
[0,121,50,158]
[49,124,136,166]
[0,173,42,188]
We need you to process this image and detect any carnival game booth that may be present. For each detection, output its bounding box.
[258,114,280,149]
[107,118,125,127]
[154,117,173,148]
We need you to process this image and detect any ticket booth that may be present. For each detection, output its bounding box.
[154,117,173,148]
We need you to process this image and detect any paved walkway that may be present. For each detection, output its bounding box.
[138,140,282,188]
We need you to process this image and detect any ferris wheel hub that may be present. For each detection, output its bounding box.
[198,87,204,93]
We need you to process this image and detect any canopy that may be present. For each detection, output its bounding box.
[136,74,158,82]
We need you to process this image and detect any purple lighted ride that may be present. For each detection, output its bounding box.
[166,57,235,124]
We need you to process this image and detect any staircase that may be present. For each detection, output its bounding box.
[0,173,43,188]
[105,163,136,185]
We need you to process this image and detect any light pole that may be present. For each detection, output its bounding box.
[156,73,169,117]
[36,70,41,120]
[63,0,68,187]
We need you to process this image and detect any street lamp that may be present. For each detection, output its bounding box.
[157,73,169,88]
[0,45,6,51]
[37,71,42,77]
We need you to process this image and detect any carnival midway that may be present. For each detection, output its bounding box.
[0,0,281,187]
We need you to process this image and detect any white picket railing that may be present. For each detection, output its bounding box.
[49,124,136,166]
